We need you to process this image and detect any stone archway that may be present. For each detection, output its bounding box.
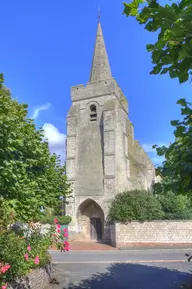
[77,199,104,241]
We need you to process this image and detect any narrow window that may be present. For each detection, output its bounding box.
[90,104,97,122]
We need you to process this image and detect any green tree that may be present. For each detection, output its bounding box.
[153,99,192,195]
[123,0,192,196]
[123,0,192,83]
[0,74,71,222]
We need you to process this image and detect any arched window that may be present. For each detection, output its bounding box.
[90,104,97,122]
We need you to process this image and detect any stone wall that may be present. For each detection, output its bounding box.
[8,261,53,289]
[110,221,192,248]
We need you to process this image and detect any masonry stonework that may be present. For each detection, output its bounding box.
[66,21,156,241]
[8,262,53,289]
[110,221,192,248]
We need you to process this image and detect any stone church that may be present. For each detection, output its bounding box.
[65,20,155,242]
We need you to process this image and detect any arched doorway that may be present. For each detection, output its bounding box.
[77,199,104,241]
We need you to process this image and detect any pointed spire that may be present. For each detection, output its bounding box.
[89,21,112,82]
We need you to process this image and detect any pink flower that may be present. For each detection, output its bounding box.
[24,254,29,261]
[64,228,68,233]
[34,256,39,265]
[1,267,7,273]
[65,245,70,251]
[57,224,61,229]
[0,264,10,274]
[5,264,10,270]
[2,283,8,289]
[57,229,60,233]
[54,218,59,223]
[64,233,68,238]
[64,240,69,246]
[27,246,31,251]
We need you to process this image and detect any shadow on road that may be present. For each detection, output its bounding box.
[61,263,192,289]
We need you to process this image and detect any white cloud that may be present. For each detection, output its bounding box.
[31,103,51,119]
[43,123,66,162]
[142,143,156,153]
[142,143,168,166]
[142,143,168,153]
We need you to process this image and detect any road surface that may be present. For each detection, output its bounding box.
[47,249,192,289]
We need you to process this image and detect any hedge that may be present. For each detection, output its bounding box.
[109,190,164,222]
[39,215,72,225]
[109,190,192,222]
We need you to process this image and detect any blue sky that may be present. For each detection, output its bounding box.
[0,0,191,165]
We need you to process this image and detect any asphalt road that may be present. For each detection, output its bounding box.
[47,249,192,289]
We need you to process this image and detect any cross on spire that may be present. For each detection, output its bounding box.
[98,4,100,22]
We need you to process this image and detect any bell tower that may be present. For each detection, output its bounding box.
[65,19,155,241]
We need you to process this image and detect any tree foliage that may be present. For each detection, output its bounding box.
[157,192,192,220]
[109,190,164,221]
[123,0,192,83]
[123,0,192,196]
[0,74,71,222]
[153,99,192,195]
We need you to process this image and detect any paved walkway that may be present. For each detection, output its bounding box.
[68,241,117,251]
[47,249,192,289]
[66,240,192,251]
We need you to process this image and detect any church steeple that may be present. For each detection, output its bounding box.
[89,21,112,82]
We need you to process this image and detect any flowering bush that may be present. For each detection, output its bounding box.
[52,219,70,252]
[0,224,53,287]
[0,217,70,287]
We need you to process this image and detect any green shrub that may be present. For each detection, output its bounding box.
[57,216,72,225]
[109,190,164,222]
[158,192,192,220]
[40,215,72,225]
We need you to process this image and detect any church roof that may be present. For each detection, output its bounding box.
[89,21,112,82]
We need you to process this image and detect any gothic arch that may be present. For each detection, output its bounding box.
[76,199,104,241]
[86,101,99,122]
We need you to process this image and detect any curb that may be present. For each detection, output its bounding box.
[118,246,192,250]
[49,248,192,253]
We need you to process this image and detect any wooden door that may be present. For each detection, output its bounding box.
[90,218,102,240]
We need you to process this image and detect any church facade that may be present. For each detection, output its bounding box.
[65,21,155,242]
